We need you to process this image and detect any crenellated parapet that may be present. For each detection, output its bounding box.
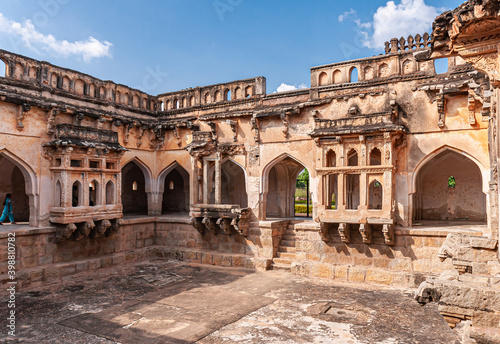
[157,77,266,112]
[0,49,157,112]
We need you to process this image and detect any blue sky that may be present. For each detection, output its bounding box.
[0,0,463,95]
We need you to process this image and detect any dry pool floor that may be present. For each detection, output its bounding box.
[1,259,462,344]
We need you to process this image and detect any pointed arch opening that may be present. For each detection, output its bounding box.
[234,87,242,99]
[221,160,247,207]
[72,181,82,207]
[122,161,148,215]
[161,164,190,214]
[89,180,99,206]
[413,148,486,222]
[263,155,308,219]
[326,149,336,167]
[370,148,382,165]
[332,70,342,84]
[368,179,383,209]
[319,72,328,86]
[0,151,36,224]
[224,89,231,101]
[55,180,62,207]
[105,180,115,205]
[349,67,358,83]
[347,149,358,166]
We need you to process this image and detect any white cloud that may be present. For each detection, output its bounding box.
[0,13,112,62]
[338,9,356,23]
[276,83,307,93]
[340,0,441,50]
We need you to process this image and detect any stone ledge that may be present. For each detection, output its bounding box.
[0,247,156,293]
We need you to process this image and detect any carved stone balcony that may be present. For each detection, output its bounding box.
[190,204,250,236]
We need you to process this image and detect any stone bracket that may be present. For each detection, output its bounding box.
[468,91,476,125]
[46,108,59,135]
[359,223,372,244]
[227,120,237,142]
[338,223,350,244]
[280,113,289,138]
[190,206,250,237]
[16,103,31,131]
[319,222,329,241]
[382,224,395,245]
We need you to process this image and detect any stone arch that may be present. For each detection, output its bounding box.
[370,147,382,165]
[75,79,85,95]
[204,92,211,104]
[105,180,115,205]
[368,179,383,209]
[332,69,342,83]
[326,149,336,167]
[214,90,222,102]
[132,94,140,107]
[62,76,71,91]
[245,86,253,98]
[220,159,247,207]
[319,72,328,86]
[99,86,106,100]
[412,146,487,222]
[349,67,358,82]
[115,90,121,103]
[121,158,152,215]
[0,149,37,225]
[182,97,187,108]
[51,73,59,88]
[224,89,231,101]
[189,95,195,106]
[89,84,96,97]
[72,180,82,207]
[347,148,358,166]
[364,66,374,80]
[262,154,308,219]
[89,179,100,206]
[379,63,390,77]
[28,66,37,80]
[159,162,190,214]
[234,87,242,99]
[174,98,179,109]
[14,63,24,80]
[55,180,62,207]
[402,59,413,75]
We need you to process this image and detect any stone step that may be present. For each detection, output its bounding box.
[277,252,295,259]
[283,234,295,241]
[278,246,296,253]
[280,239,296,247]
[270,263,291,272]
[284,229,296,235]
[273,257,293,265]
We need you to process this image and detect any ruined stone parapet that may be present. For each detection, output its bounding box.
[311,38,434,89]
[438,233,498,274]
[415,271,500,340]
[157,76,266,112]
[0,50,156,112]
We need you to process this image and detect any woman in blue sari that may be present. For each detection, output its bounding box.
[0,193,15,224]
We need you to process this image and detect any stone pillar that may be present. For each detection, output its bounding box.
[203,158,209,204]
[338,173,345,211]
[215,155,221,204]
[359,172,367,210]
[190,156,199,206]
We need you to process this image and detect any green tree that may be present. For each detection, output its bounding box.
[296,169,309,189]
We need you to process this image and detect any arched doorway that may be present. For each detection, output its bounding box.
[220,160,247,207]
[0,154,31,223]
[122,161,148,215]
[161,164,190,214]
[413,149,486,222]
[264,155,307,219]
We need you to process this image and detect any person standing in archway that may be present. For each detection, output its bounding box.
[0,193,15,225]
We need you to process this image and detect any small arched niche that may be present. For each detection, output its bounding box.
[326,149,336,167]
[89,180,99,206]
[106,180,115,205]
[72,181,82,207]
[319,72,328,86]
[368,179,383,209]
[347,149,358,166]
[370,148,382,165]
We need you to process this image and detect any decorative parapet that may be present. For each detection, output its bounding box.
[384,33,432,54]
[190,204,250,236]
[310,112,406,137]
